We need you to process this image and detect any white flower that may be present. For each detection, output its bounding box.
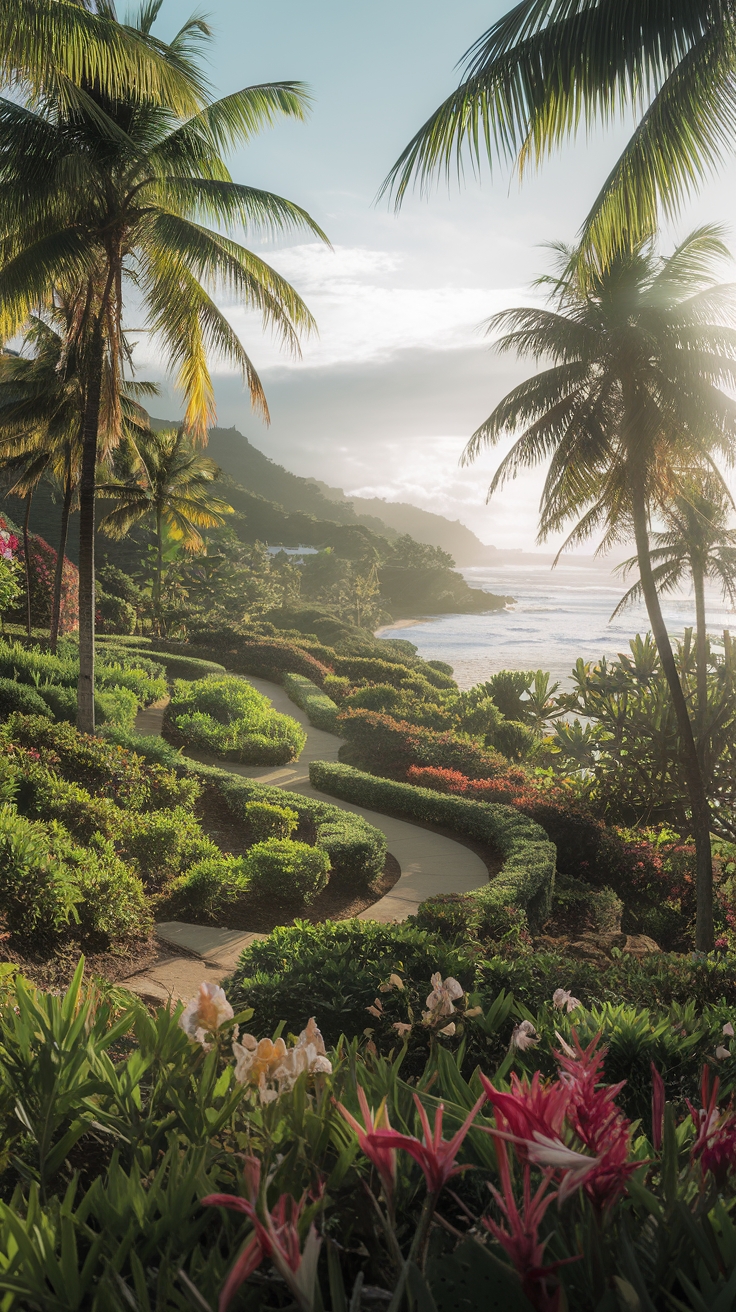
[389,973,405,991]
[716,1045,731,1060]
[724,1022,735,1038]
[425,973,464,1018]
[179,982,234,1045]
[438,1022,456,1037]
[553,988,581,1014]
[393,1022,412,1037]
[510,1020,539,1052]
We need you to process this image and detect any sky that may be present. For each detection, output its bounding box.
[141,0,736,551]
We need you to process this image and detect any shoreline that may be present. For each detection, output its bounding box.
[374,617,435,637]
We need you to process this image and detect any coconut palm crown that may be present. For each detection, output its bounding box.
[383,1,736,258]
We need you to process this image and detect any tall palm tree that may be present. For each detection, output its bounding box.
[613,482,736,747]
[0,0,325,731]
[98,426,233,632]
[462,227,736,951]
[383,2,736,258]
[0,310,153,648]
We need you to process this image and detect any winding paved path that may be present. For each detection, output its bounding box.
[123,675,488,1004]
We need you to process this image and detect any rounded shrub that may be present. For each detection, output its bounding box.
[225,919,471,1045]
[245,838,330,905]
[244,801,298,842]
[160,854,250,922]
[0,678,52,721]
[114,807,217,884]
[0,806,80,940]
[71,841,152,944]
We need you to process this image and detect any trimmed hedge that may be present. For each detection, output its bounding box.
[0,678,52,720]
[143,650,226,681]
[179,633,334,686]
[309,760,557,930]
[186,759,386,887]
[167,675,306,765]
[282,673,340,733]
[337,707,507,780]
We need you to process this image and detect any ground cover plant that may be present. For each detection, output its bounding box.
[0,958,734,1309]
[166,674,307,765]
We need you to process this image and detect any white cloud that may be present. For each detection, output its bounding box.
[217,242,532,370]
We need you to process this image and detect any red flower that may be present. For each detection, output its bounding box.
[203,1157,321,1312]
[554,1031,639,1211]
[336,1085,397,1202]
[651,1063,665,1152]
[687,1067,736,1187]
[363,1092,486,1195]
[480,1070,571,1151]
[484,1138,576,1312]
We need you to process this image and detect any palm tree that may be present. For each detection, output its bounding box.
[462,227,736,952]
[0,310,154,648]
[0,1,325,731]
[98,426,233,632]
[383,1,736,258]
[613,482,736,748]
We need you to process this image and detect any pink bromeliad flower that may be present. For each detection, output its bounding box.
[363,1091,486,1195]
[480,1070,572,1149]
[203,1157,321,1312]
[484,1138,576,1312]
[554,1031,639,1211]
[336,1086,397,1202]
[687,1067,736,1187]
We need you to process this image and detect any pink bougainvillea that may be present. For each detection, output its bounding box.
[12,527,78,632]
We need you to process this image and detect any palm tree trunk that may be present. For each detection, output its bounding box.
[22,491,33,639]
[631,483,714,951]
[154,508,163,635]
[50,449,73,654]
[77,327,104,734]
[693,561,708,756]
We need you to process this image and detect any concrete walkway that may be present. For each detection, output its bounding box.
[184,674,489,921]
[124,674,489,1004]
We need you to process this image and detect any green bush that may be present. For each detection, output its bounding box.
[310,759,556,931]
[243,800,298,842]
[314,818,385,886]
[282,672,339,732]
[168,675,307,764]
[17,764,119,842]
[67,839,152,944]
[337,707,507,780]
[35,683,77,721]
[225,918,470,1043]
[0,678,52,720]
[245,838,331,904]
[158,853,251,922]
[98,725,185,769]
[0,807,81,940]
[94,685,138,728]
[113,807,217,884]
[4,715,199,812]
[191,761,387,885]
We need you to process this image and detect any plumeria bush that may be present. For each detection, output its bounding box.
[0,961,733,1308]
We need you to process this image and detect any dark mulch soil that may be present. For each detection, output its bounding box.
[0,934,159,992]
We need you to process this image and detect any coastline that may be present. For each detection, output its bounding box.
[374,617,435,637]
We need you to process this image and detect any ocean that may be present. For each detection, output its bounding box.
[376,557,736,691]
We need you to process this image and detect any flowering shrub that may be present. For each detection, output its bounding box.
[13,529,78,631]
[406,764,697,946]
[337,708,507,779]
[186,630,334,685]
[0,962,733,1307]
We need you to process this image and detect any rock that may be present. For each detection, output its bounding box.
[532,930,661,961]
[622,934,661,958]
